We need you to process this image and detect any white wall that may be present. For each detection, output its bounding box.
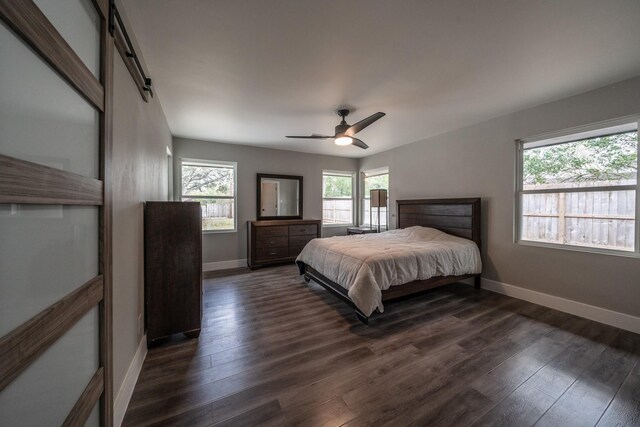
[172,137,359,265]
[360,75,640,318]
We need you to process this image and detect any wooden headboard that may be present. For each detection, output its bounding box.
[396,198,481,250]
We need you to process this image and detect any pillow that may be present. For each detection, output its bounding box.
[385,226,443,241]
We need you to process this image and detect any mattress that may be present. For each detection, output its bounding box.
[296,226,482,317]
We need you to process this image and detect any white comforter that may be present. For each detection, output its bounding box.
[296,226,481,317]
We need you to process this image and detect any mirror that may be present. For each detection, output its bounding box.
[257,173,303,220]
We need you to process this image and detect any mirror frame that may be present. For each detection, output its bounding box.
[256,173,303,220]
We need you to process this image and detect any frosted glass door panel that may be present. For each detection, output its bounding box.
[0,307,99,426]
[0,205,99,336]
[86,401,100,427]
[0,22,99,179]
[33,0,101,78]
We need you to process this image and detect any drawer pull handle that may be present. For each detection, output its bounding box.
[269,252,277,255]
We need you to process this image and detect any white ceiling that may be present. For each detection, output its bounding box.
[122,0,640,158]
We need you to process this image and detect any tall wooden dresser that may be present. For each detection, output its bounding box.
[144,202,202,347]
[247,219,321,269]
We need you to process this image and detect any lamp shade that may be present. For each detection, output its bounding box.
[370,189,387,208]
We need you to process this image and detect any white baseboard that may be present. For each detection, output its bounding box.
[114,336,147,427]
[203,258,247,271]
[481,278,640,334]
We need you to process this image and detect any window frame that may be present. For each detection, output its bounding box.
[514,116,640,258]
[361,167,389,226]
[322,170,356,227]
[180,158,238,233]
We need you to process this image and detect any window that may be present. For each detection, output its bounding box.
[517,120,638,255]
[181,159,237,232]
[362,167,389,226]
[322,171,355,226]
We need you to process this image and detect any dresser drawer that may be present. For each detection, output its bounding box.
[256,236,288,248]
[255,225,289,238]
[256,246,289,261]
[289,235,315,247]
[288,235,315,257]
[289,224,318,236]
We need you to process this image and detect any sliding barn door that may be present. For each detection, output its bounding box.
[0,0,113,425]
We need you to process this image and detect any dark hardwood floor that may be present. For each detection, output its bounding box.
[123,265,640,426]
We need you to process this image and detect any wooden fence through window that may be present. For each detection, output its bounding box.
[521,189,635,250]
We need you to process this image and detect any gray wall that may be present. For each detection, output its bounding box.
[172,137,359,264]
[112,53,172,399]
[360,75,640,317]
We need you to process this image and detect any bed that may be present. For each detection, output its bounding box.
[296,198,482,324]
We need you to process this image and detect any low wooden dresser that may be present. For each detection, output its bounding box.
[248,219,321,269]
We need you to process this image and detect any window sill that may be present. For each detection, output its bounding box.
[202,229,237,234]
[322,224,355,228]
[516,239,640,259]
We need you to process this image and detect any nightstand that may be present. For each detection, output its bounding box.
[347,226,379,235]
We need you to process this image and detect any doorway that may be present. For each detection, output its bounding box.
[261,180,280,216]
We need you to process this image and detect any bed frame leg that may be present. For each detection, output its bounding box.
[474,275,481,289]
[355,310,369,325]
[296,261,306,276]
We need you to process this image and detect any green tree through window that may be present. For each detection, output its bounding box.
[181,160,236,231]
[523,132,637,186]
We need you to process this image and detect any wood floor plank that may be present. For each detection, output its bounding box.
[524,319,619,400]
[122,264,640,426]
[452,293,513,321]
[365,315,464,355]
[410,387,493,427]
[282,396,354,427]
[125,345,374,425]
[472,383,556,427]
[209,399,282,427]
[535,330,640,427]
[349,306,576,425]
[145,403,214,427]
[128,332,373,409]
[201,347,373,424]
[470,335,571,403]
[597,359,640,427]
[343,336,525,426]
[341,342,474,412]
[136,353,212,384]
[412,299,528,352]
[279,344,424,410]
[455,304,548,353]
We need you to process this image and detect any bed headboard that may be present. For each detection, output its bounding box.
[396,198,481,250]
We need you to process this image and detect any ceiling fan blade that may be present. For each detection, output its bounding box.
[345,112,385,136]
[285,135,332,139]
[351,137,369,149]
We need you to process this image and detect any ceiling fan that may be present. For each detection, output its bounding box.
[286,109,385,149]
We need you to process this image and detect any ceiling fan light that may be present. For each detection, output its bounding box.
[335,136,352,146]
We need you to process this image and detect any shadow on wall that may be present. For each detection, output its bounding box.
[479,198,500,282]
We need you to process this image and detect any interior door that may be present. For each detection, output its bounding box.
[261,181,279,216]
[0,0,112,425]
